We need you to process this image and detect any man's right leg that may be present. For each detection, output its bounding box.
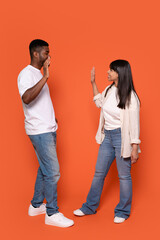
[28,165,46,216]
[31,166,45,207]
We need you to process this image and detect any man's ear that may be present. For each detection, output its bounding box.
[33,51,39,58]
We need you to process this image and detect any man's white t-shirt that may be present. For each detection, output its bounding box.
[102,85,121,130]
[18,65,57,135]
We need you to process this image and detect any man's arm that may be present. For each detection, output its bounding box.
[22,58,50,104]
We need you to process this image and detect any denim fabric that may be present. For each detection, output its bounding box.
[81,128,132,219]
[29,132,60,215]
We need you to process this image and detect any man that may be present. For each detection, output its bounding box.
[18,39,74,228]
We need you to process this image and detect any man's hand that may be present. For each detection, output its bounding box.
[22,57,51,105]
[131,144,139,164]
[91,67,95,83]
[43,57,50,79]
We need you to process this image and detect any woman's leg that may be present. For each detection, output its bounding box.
[81,131,115,214]
[111,128,132,219]
[115,157,132,219]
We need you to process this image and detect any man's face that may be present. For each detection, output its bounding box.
[37,46,50,67]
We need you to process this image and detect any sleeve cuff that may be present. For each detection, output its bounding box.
[131,139,141,144]
[93,93,101,101]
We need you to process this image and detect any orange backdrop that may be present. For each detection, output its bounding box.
[1,0,160,239]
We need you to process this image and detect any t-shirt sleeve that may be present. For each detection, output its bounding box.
[18,70,35,97]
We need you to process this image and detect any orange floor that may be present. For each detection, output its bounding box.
[1,186,159,240]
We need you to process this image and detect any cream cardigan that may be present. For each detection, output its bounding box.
[94,85,141,158]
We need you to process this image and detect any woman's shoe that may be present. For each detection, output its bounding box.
[73,209,85,216]
[114,216,125,223]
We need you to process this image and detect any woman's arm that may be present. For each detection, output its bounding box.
[129,92,141,164]
[91,67,99,96]
[91,67,110,108]
[131,144,139,164]
[91,67,105,108]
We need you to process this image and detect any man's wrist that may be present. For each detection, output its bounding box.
[43,75,48,81]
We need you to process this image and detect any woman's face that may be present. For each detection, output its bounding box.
[107,69,119,83]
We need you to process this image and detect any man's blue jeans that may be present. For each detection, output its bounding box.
[81,128,132,219]
[28,132,60,216]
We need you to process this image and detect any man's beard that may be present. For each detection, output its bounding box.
[41,59,46,67]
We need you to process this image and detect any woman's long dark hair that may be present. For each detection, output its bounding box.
[104,59,140,109]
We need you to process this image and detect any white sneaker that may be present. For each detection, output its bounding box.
[45,212,74,228]
[114,216,125,223]
[28,203,46,216]
[73,209,85,216]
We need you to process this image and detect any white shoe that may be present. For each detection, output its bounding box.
[28,203,46,216]
[45,212,74,228]
[114,216,125,223]
[73,209,85,216]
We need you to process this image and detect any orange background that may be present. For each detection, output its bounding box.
[1,0,160,239]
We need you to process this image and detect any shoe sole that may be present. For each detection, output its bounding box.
[73,213,85,217]
[73,211,85,217]
[114,219,125,223]
[45,219,74,228]
[28,210,46,216]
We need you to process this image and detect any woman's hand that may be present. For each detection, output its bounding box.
[91,66,99,96]
[131,144,139,164]
[91,67,95,83]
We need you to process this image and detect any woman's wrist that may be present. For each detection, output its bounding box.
[132,144,138,150]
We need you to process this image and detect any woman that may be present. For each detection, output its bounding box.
[73,60,141,223]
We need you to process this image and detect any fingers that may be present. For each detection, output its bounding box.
[91,66,95,83]
[131,159,136,164]
[131,157,138,164]
[46,57,50,66]
[44,57,51,66]
[91,66,95,74]
[131,150,139,164]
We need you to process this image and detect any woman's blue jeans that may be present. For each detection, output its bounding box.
[81,128,132,219]
[28,132,60,216]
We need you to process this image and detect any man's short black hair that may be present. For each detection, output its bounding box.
[29,39,49,58]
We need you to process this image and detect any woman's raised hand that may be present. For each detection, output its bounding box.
[91,67,99,96]
[91,67,95,83]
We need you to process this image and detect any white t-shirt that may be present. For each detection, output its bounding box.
[18,65,57,135]
[102,85,121,130]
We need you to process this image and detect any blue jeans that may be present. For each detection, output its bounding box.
[81,128,132,219]
[28,132,60,215]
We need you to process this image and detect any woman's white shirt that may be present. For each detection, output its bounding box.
[102,85,121,130]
